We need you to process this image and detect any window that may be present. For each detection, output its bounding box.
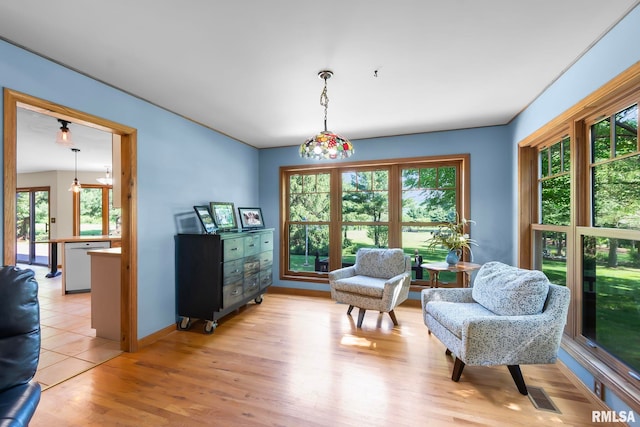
[540,136,571,226]
[581,103,640,376]
[590,104,640,230]
[280,155,469,283]
[401,164,462,283]
[287,172,331,272]
[341,169,389,266]
[532,136,571,288]
[582,235,640,374]
[519,74,640,405]
[73,184,121,236]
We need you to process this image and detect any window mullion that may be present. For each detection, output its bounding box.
[328,169,342,271]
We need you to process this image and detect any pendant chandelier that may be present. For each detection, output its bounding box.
[299,70,354,160]
[68,148,82,193]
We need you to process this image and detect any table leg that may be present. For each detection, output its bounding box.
[428,270,440,288]
[45,242,61,278]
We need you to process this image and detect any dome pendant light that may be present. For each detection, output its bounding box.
[68,148,82,193]
[299,70,354,160]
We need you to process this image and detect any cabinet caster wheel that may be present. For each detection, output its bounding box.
[204,320,217,334]
[177,317,191,330]
[255,295,263,304]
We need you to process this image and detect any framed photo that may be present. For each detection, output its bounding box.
[238,207,265,229]
[193,205,217,234]
[209,201,237,231]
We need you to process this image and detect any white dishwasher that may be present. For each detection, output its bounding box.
[64,241,111,293]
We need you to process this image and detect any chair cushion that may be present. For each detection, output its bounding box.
[354,248,406,279]
[426,301,495,338]
[332,276,386,298]
[471,261,550,316]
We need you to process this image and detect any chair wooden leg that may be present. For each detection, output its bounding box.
[387,310,399,326]
[452,358,465,382]
[357,308,366,328]
[507,365,528,395]
[347,305,354,316]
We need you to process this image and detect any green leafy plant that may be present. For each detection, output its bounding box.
[427,214,477,251]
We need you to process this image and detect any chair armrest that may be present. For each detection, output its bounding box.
[421,288,474,310]
[461,313,566,365]
[328,265,356,283]
[381,272,412,308]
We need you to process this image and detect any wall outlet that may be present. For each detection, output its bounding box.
[594,379,605,400]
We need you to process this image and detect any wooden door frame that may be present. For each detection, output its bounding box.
[3,88,139,352]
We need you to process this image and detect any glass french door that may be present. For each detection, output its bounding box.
[16,188,50,266]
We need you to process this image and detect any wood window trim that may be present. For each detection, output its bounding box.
[279,154,470,284]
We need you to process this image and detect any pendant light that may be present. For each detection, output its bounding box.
[56,119,74,147]
[96,167,113,185]
[299,70,354,160]
[68,148,82,193]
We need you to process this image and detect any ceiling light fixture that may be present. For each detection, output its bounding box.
[96,167,113,186]
[56,119,74,147]
[69,148,82,193]
[299,70,354,160]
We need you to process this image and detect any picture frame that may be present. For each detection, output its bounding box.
[238,207,265,230]
[209,201,238,231]
[193,205,217,234]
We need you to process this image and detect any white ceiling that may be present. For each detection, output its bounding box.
[2,1,639,173]
[17,108,113,174]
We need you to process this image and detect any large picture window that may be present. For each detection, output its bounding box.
[519,76,640,407]
[280,156,469,283]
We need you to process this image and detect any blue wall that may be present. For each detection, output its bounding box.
[0,39,260,338]
[259,125,515,295]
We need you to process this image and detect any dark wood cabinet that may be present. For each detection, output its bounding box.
[175,229,273,333]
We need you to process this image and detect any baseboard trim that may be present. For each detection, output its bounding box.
[267,286,331,298]
[138,324,177,349]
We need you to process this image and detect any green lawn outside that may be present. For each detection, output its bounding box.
[290,228,456,283]
[542,258,640,372]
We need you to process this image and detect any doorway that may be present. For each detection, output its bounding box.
[3,88,139,352]
[16,187,50,266]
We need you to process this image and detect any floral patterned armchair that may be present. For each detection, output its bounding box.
[329,248,411,328]
[421,261,570,395]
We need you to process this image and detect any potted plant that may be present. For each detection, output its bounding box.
[427,214,477,265]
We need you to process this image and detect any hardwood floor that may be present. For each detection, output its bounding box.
[31,291,615,426]
[28,264,122,390]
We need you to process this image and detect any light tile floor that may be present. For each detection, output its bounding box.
[25,264,122,390]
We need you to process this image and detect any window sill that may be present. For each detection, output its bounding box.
[562,336,640,413]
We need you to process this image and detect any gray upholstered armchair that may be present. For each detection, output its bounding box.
[421,261,570,395]
[329,248,411,328]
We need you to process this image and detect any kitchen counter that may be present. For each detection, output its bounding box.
[43,235,121,294]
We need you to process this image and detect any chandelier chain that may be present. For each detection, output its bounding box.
[320,79,329,131]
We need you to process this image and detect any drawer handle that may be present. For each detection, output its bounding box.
[231,248,238,251]
[249,244,255,247]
